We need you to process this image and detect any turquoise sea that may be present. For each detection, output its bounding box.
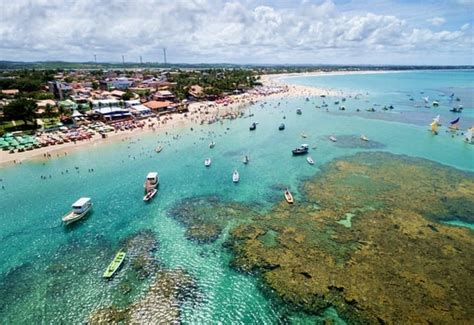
[1,70,473,323]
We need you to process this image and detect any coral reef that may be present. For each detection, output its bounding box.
[226,152,474,323]
[169,196,257,243]
[89,269,196,324]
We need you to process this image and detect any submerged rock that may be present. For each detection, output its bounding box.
[225,152,474,323]
[169,196,257,243]
[89,269,197,324]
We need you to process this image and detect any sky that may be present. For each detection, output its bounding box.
[0,0,473,65]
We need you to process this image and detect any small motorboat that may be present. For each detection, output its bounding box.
[232,170,240,183]
[279,123,285,130]
[300,132,307,138]
[243,156,249,164]
[143,188,157,202]
[209,141,216,148]
[360,135,369,141]
[62,197,93,225]
[292,144,309,155]
[155,146,163,153]
[306,156,315,165]
[284,189,294,204]
[334,101,340,105]
[204,158,212,167]
[432,101,439,107]
[296,108,302,115]
[103,251,126,279]
[366,107,375,112]
[249,122,257,131]
[339,106,346,111]
[329,136,337,142]
[450,106,463,113]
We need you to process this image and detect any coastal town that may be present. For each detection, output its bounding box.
[0,68,294,163]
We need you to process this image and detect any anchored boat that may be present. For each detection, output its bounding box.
[284,188,294,204]
[279,123,285,130]
[232,170,240,183]
[292,144,309,155]
[204,158,212,167]
[103,251,126,279]
[306,156,315,165]
[62,197,93,225]
[143,188,157,202]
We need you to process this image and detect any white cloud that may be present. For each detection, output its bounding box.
[0,0,472,64]
[427,17,446,26]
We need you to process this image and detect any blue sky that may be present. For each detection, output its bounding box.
[0,0,472,65]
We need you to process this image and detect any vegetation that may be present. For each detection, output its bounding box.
[3,98,38,126]
[167,69,259,100]
[0,69,55,92]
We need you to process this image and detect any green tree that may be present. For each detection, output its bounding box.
[121,91,133,101]
[3,98,38,125]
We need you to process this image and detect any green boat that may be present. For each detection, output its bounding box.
[103,251,126,278]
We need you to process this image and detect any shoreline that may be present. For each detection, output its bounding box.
[0,70,387,167]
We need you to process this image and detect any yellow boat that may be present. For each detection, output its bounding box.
[103,251,126,278]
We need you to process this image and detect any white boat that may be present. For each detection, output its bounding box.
[329,136,337,142]
[306,156,315,165]
[360,135,369,141]
[232,170,240,183]
[143,188,157,202]
[243,156,249,164]
[62,197,93,225]
[300,132,307,138]
[209,141,216,148]
[155,146,163,153]
[204,158,212,167]
[144,172,159,192]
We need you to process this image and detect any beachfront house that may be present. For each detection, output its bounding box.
[143,100,176,113]
[153,90,176,102]
[188,85,204,100]
[93,106,132,122]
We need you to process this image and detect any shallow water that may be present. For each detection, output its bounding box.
[0,70,473,323]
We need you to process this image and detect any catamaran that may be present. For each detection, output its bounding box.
[103,251,126,279]
[62,197,93,225]
[232,170,240,183]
